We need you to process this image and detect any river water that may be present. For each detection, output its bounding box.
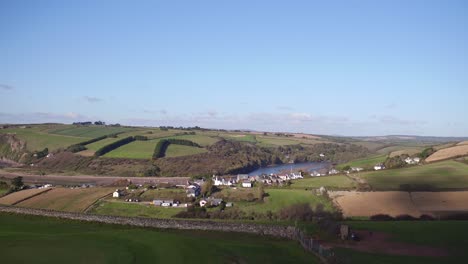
[247,162,330,176]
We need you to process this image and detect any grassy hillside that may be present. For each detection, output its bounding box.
[91,200,183,218]
[165,144,207,157]
[103,139,160,159]
[291,175,356,190]
[337,154,387,170]
[361,160,468,190]
[426,144,468,162]
[235,189,335,213]
[0,213,318,264]
[0,127,85,151]
[49,126,134,138]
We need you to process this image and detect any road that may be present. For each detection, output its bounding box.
[0,170,189,186]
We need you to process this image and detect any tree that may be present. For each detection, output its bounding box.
[201,178,214,197]
[11,176,23,190]
[257,184,265,201]
[342,165,351,171]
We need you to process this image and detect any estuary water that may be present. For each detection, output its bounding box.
[247,162,330,176]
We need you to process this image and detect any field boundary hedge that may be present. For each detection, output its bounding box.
[94,136,136,156]
[66,132,125,153]
[0,205,334,263]
[152,139,202,159]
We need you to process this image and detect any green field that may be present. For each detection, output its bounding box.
[335,220,468,263]
[165,144,207,157]
[49,126,134,138]
[0,128,85,151]
[91,200,183,218]
[291,175,356,190]
[84,137,122,151]
[103,139,160,159]
[337,154,387,170]
[165,134,219,146]
[139,188,188,201]
[234,189,335,213]
[0,213,317,264]
[361,160,468,190]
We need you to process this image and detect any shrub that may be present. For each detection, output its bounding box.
[134,135,148,141]
[370,214,394,221]
[152,140,171,159]
[66,144,87,153]
[395,214,417,221]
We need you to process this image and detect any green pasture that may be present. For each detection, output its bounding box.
[49,126,134,138]
[91,200,183,218]
[0,213,317,264]
[337,154,387,170]
[361,160,468,190]
[291,175,356,190]
[165,144,207,157]
[103,140,159,159]
[0,128,85,151]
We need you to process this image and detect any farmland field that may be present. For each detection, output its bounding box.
[139,188,188,201]
[361,160,468,190]
[0,128,85,151]
[234,189,335,213]
[330,191,420,217]
[0,213,318,264]
[389,147,424,157]
[49,126,134,138]
[104,139,160,159]
[165,144,207,157]
[16,187,113,212]
[337,154,387,170]
[0,188,51,205]
[91,200,183,218]
[291,175,356,190]
[426,145,468,162]
[165,134,219,146]
[329,191,468,217]
[335,220,468,263]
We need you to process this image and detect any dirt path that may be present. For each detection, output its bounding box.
[326,230,448,257]
[0,170,189,186]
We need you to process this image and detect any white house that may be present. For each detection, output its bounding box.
[319,153,325,158]
[112,189,121,198]
[242,180,253,188]
[290,172,303,179]
[351,167,364,172]
[328,169,339,175]
[405,157,421,165]
[311,171,322,177]
[213,176,236,186]
[374,164,385,170]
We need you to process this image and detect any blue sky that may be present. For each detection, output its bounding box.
[1,0,467,136]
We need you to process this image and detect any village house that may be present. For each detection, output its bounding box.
[289,172,303,179]
[242,180,253,188]
[237,174,249,182]
[213,175,236,186]
[328,169,339,175]
[199,197,224,207]
[186,184,201,197]
[153,199,176,207]
[311,171,322,177]
[374,164,385,170]
[112,189,121,198]
[405,157,421,165]
[351,167,364,172]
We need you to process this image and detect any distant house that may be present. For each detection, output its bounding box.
[199,198,224,207]
[290,172,303,179]
[242,180,253,188]
[374,164,385,170]
[405,157,421,165]
[226,202,233,207]
[319,153,325,158]
[328,169,339,175]
[213,175,236,186]
[186,184,201,197]
[153,199,174,207]
[112,189,121,198]
[237,174,249,182]
[311,171,322,177]
[351,167,364,172]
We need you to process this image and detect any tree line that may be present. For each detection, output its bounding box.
[152,139,201,159]
[94,136,136,156]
